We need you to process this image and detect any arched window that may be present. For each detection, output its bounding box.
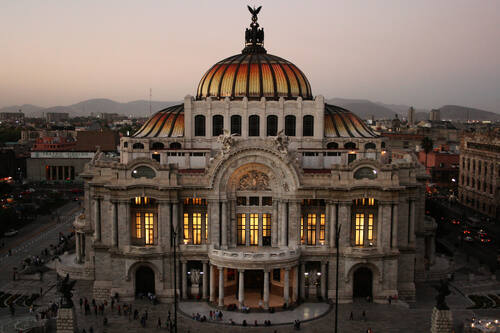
[354,167,377,180]
[303,115,314,136]
[132,142,145,149]
[212,115,224,136]
[194,115,206,136]
[365,142,376,150]
[151,142,164,150]
[169,142,182,149]
[285,115,296,136]
[182,198,208,245]
[132,166,156,179]
[344,142,356,150]
[327,142,339,149]
[267,115,278,136]
[248,115,260,137]
[231,115,242,135]
[351,198,378,247]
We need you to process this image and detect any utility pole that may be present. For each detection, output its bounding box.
[335,223,341,333]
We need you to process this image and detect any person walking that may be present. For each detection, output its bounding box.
[157,317,162,328]
[349,311,354,320]
[362,310,366,321]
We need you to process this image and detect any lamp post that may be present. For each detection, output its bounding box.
[335,223,341,333]
[172,226,178,333]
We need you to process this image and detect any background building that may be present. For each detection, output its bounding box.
[45,112,69,123]
[458,130,500,219]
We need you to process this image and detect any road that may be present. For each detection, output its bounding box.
[0,201,81,285]
[428,198,499,271]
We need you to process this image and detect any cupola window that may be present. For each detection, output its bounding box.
[267,115,278,136]
[248,115,260,136]
[195,115,206,136]
[303,115,314,137]
[213,115,224,136]
[231,115,242,135]
[285,115,296,136]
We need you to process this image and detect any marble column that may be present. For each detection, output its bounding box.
[181,261,187,299]
[202,262,208,300]
[218,267,224,307]
[300,262,306,300]
[377,204,384,248]
[409,200,416,245]
[258,214,263,246]
[221,201,228,249]
[329,203,337,246]
[158,201,170,248]
[272,200,279,246]
[93,198,101,242]
[320,262,327,300]
[392,203,399,249]
[263,270,269,309]
[284,268,290,305]
[293,266,299,302]
[209,264,215,302]
[238,269,245,308]
[279,201,287,247]
[325,202,331,246]
[111,201,118,247]
[118,201,130,247]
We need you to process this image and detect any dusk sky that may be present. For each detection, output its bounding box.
[1,0,499,111]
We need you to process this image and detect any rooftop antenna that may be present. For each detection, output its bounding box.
[149,88,152,115]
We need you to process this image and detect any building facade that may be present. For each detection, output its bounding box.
[72,9,432,307]
[458,130,500,219]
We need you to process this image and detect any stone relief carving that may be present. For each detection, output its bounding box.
[273,130,289,155]
[217,130,238,156]
[238,170,270,191]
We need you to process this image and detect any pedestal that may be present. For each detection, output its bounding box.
[191,284,200,298]
[430,307,453,333]
[57,307,78,333]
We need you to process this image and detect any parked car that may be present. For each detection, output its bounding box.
[3,229,18,237]
[463,236,474,242]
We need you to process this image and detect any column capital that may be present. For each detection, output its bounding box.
[180,259,187,264]
[201,260,209,264]
[238,269,245,273]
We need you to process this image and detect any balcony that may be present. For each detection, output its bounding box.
[208,246,301,269]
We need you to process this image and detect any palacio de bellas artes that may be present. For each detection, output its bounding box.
[68,6,434,309]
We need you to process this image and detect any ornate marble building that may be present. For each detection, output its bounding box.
[73,8,432,306]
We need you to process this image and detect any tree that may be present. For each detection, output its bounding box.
[421,136,434,171]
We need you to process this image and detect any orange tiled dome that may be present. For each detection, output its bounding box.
[196,53,312,101]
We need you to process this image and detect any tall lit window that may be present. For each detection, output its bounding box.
[192,213,201,245]
[136,212,142,238]
[307,214,316,245]
[183,198,207,245]
[300,216,304,244]
[355,213,364,245]
[145,213,154,245]
[250,213,259,245]
[131,197,156,246]
[319,213,325,244]
[262,214,271,246]
[237,214,246,245]
[183,213,189,241]
[367,214,374,240]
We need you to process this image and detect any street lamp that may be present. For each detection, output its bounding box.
[335,223,342,333]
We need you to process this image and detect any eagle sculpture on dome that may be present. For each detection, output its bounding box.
[248,5,261,20]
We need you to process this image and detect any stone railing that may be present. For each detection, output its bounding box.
[208,247,301,269]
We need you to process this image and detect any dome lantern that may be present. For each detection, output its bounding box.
[196,6,312,101]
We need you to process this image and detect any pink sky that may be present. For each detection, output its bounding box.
[1,0,499,111]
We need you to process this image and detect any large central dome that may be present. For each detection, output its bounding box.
[196,7,312,101]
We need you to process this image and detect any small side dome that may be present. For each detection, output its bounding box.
[324,104,379,138]
[133,104,184,138]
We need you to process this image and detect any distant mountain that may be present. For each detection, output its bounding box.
[0,99,181,118]
[326,98,396,119]
[438,105,500,121]
[0,104,44,117]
